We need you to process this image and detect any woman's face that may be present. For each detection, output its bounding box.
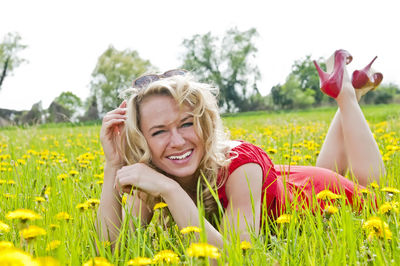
[139,94,205,182]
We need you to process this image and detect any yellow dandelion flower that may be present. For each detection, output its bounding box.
[0,221,10,233]
[316,190,342,201]
[69,170,79,176]
[153,202,168,210]
[0,241,14,250]
[35,196,46,203]
[240,241,252,250]
[20,225,46,240]
[303,155,312,161]
[44,186,51,196]
[153,250,180,264]
[49,224,59,231]
[7,180,15,185]
[121,194,127,205]
[359,188,371,195]
[57,174,68,181]
[379,202,398,215]
[4,194,16,199]
[267,148,277,154]
[363,216,392,240]
[46,240,61,251]
[0,248,38,266]
[94,174,103,179]
[96,180,103,185]
[6,209,42,222]
[180,226,201,234]
[76,203,89,211]
[83,257,113,266]
[55,212,72,221]
[34,256,61,266]
[86,199,100,208]
[276,214,291,224]
[101,241,111,248]
[381,187,400,194]
[127,257,152,266]
[369,182,379,189]
[187,243,221,259]
[324,205,338,215]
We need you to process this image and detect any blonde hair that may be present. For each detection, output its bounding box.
[120,73,230,219]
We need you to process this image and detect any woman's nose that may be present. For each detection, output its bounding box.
[170,130,185,147]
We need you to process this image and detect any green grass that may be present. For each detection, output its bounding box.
[0,104,399,265]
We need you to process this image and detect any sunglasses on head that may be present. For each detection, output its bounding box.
[132,69,188,89]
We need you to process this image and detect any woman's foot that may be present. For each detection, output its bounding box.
[352,57,383,101]
[314,49,353,99]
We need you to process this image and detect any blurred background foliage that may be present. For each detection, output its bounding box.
[1,28,399,126]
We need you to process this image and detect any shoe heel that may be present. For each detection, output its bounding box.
[373,72,383,87]
[352,56,378,89]
[314,49,352,98]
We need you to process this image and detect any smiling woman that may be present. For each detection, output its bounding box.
[96,54,385,250]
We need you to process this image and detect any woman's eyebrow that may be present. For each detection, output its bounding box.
[149,115,193,131]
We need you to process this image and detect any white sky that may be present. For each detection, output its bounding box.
[1,0,399,111]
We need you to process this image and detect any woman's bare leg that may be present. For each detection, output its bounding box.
[316,53,385,186]
[316,54,348,175]
[335,67,385,186]
[316,110,348,175]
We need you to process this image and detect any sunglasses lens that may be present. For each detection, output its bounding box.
[162,69,188,78]
[133,75,159,88]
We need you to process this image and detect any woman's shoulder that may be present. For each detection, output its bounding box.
[225,140,274,173]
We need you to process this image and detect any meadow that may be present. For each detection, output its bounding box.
[0,104,399,265]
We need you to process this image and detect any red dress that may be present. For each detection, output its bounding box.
[217,141,363,219]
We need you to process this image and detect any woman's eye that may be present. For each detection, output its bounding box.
[181,122,193,128]
[151,130,165,137]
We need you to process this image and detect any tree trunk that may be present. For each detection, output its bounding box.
[0,57,10,89]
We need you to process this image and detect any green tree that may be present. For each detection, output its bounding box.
[0,32,27,90]
[55,91,82,111]
[90,45,154,113]
[363,83,400,104]
[291,55,327,105]
[271,74,315,110]
[181,27,260,112]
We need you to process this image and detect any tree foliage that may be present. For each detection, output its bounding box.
[51,91,83,121]
[0,32,27,90]
[181,27,260,112]
[362,83,400,104]
[55,91,82,112]
[291,55,328,105]
[271,74,315,110]
[90,45,153,113]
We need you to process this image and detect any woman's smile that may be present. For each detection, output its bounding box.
[139,94,204,181]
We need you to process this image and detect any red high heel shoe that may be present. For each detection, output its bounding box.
[352,56,383,90]
[313,49,353,98]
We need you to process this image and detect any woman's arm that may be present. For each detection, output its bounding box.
[96,101,153,244]
[96,163,123,243]
[161,163,262,247]
[161,182,225,248]
[220,163,263,241]
[115,162,262,248]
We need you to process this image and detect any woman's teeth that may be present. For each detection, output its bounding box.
[168,150,192,160]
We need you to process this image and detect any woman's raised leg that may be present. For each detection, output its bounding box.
[316,54,348,175]
[316,52,385,186]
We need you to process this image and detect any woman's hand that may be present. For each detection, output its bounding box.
[100,101,127,169]
[115,163,176,198]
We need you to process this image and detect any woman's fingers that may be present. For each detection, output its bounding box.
[119,100,127,108]
[102,119,126,134]
[102,113,127,123]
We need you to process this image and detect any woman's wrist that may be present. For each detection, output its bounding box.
[104,162,123,172]
[160,179,180,200]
